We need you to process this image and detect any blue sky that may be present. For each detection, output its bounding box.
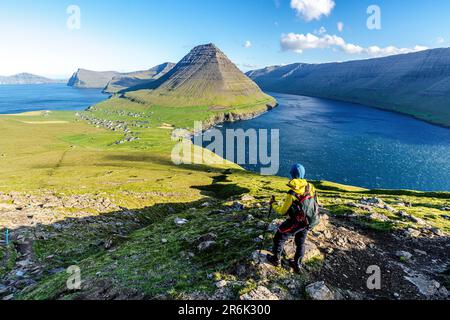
[0,0,449,78]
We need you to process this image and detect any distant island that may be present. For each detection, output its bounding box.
[0,73,65,85]
[67,63,176,93]
[247,47,450,127]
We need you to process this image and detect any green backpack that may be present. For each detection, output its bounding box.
[289,183,321,229]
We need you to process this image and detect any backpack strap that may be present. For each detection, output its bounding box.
[288,184,312,204]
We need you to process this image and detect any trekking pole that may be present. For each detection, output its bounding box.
[258,196,275,261]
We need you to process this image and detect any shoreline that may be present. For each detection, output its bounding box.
[266,91,450,130]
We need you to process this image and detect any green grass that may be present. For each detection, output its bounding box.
[0,244,17,277]
[1,93,449,300]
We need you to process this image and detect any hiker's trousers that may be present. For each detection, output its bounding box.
[272,219,308,264]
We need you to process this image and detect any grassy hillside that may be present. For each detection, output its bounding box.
[103,63,175,94]
[123,44,277,109]
[0,101,449,300]
[248,48,450,127]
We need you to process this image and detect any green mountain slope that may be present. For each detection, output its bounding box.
[247,48,450,127]
[103,63,175,94]
[123,43,276,109]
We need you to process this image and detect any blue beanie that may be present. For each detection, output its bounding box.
[290,164,306,179]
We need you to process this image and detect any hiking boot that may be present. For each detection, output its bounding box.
[289,260,303,274]
[266,254,280,267]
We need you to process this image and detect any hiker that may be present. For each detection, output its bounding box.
[266,164,320,273]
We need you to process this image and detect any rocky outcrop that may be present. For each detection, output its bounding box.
[240,286,279,300]
[67,69,120,89]
[305,281,335,300]
[247,48,450,127]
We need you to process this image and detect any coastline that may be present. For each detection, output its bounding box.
[265,91,450,129]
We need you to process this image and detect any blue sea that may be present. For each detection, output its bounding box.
[202,93,450,191]
[0,84,109,114]
[1,85,449,191]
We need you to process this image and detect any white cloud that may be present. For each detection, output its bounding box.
[437,37,445,44]
[280,32,428,57]
[243,40,252,48]
[337,21,344,32]
[290,0,335,21]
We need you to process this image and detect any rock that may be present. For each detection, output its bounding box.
[397,211,410,219]
[230,202,244,211]
[167,206,175,214]
[201,202,211,207]
[384,205,396,212]
[430,227,444,237]
[413,217,428,226]
[413,249,427,256]
[441,207,450,211]
[405,275,442,298]
[254,235,264,243]
[314,214,330,233]
[241,194,255,202]
[368,212,390,222]
[251,250,279,278]
[161,239,168,244]
[198,241,216,252]
[0,284,8,295]
[15,270,25,278]
[347,202,372,212]
[305,281,335,300]
[0,203,16,210]
[442,215,450,220]
[268,219,283,232]
[16,260,31,268]
[323,229,332,239]
[405,228,421,238]
[215,280,227,288]
[2,294,14,301]
[438,286,448,298]
[283,239,322,262]
[240,286,279,300]
[48,267,65,274]
[360,197,385,208]
[198,233,217,242]
[174,217,188,226]
[396,251,413,260]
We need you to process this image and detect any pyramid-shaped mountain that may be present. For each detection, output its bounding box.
[124,44,276,108]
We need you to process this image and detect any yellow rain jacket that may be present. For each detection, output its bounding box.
[272,179,317,216]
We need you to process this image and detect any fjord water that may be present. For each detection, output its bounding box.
[213,93,450,191]
[0,84,108,114]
